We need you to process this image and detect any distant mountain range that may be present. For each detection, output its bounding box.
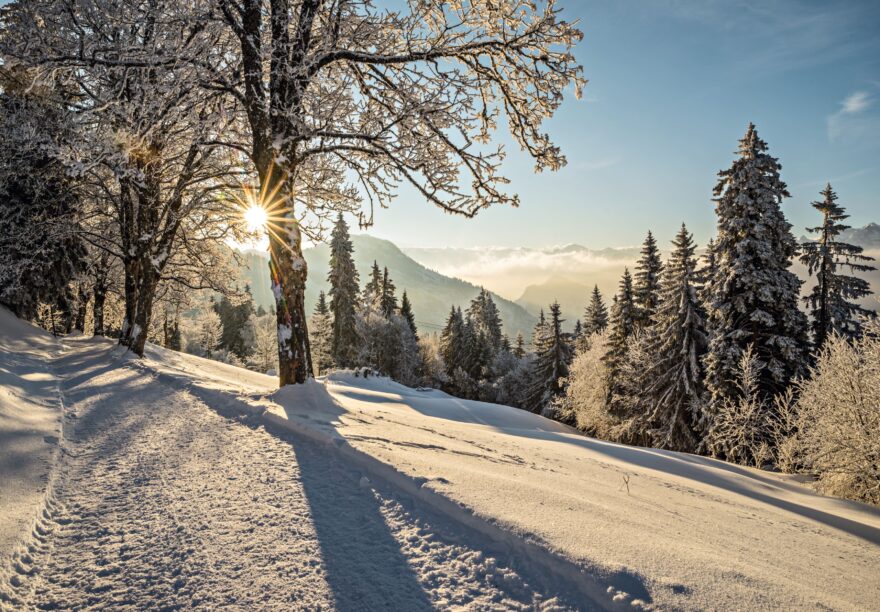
[237,224,878,337]
[239,235,537,339]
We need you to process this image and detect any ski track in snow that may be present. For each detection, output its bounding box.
[1,341,580,610]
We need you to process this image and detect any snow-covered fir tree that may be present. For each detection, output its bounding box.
[399,291,418,340]
[440,306,467,379]
[633,230,663,330]
[309,291,335,376]
[583,285,609,335]
[799,184,875,349]
[327,214,361,367]
[513,332,527,359]
[532,309,547,348]
[637,224,708,452]
[603,268,637,387]
[696,237,717,309]
[0,82,87,321]
[379,267,398,318]
[466,289,504,352]
[363,261,383,309]
[704,124,808,422]
[527,302,572,414]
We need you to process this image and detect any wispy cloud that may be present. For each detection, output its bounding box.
[828,90,878,142]
[841,91,872,114]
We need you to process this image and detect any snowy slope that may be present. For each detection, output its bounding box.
[140,349,880,610]
[0,308,62,566]
[2,325,879,609]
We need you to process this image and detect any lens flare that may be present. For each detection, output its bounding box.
[244,205,269,232]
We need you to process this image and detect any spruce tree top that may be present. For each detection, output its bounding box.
[634,230,663,327]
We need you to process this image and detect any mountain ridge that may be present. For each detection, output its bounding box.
[240,235,538,339]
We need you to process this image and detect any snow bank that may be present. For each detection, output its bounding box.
[0,307,62,565]
[135,349,880,609]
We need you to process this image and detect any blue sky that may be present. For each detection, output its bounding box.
[362,0,880,249]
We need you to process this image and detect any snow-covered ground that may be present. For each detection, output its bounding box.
[2,310,879,609]
[0,308,63,567]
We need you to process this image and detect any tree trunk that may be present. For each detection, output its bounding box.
[93,287,106,336]
[264,182,312,386]
[119,256,158,357]
[74,284,89,332]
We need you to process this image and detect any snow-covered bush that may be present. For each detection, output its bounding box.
[558,331,617,438]
[794,321,880,505]
[707,345,801,469]
[249,313,278,374]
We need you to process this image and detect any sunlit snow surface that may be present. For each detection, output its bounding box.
[1,309,878,610]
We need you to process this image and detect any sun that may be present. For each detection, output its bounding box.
[244,204,269,233]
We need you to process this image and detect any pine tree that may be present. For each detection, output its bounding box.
[440,306,466,378]
[466,288,504,352]
[800,184,875,349]
[532,308,547,348]
[583,285,609,335]
[380,267,398,318]
[633,230,663,329]
[527,301,572,414]
[513,332,526,359]
[603,268,636,382]
[212,289,256,359]
[638,224,707,451]
[573,319,583,340]
[696,237,717,309]
[363,260,383,308]
[0,87,87,319]
[310,291,334,375]
[328,213,361,367]
[399,290,418,340]
[704,123,808,417]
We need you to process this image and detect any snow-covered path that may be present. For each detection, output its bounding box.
[1,339,581,610]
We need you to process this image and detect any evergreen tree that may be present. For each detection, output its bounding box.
[800,184,875,349]
[379,267,398,318]
[363,260,383,308]
[696,237,717,309]
[399,291,418,340]
[212,289,257,359]
[583,285,609,335]
[704,124,808,418]
[466,288,503,352]
[633,230,663,329]
[513,332,526,359]
[440,306,467,378]
[603,268,636,382]
[532,308,547,347]
[327,213,361,367]
[527,301,572,414]
[0,86,87,319]
[310,291,334,375]
[639,224,708,451]
[573,319,583,340]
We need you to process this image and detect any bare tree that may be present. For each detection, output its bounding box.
[205,0,585,385]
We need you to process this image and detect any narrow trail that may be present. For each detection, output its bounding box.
[2,340,583,610]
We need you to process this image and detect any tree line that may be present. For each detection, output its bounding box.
[552,125,875,505]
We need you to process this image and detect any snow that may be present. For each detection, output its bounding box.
[0,308,62,569]
[2,317,879,609]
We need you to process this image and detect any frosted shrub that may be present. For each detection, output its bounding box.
[795,321,880,505]
[559,331,617,438]
[707,346,784,467]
